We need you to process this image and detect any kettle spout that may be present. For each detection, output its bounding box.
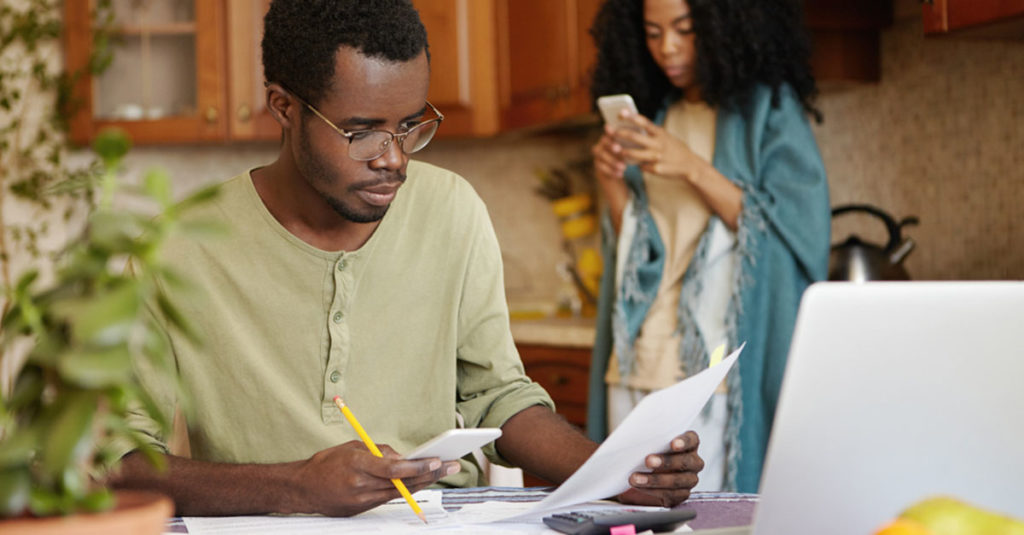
[889,238,915,265]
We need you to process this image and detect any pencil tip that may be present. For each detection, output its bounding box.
[418,512,428,524]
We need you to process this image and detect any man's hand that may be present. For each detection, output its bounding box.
[296,440,460,516]
[112,441,460,516]
[616,431,704,508]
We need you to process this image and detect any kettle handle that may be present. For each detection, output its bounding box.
[831,204,916,253]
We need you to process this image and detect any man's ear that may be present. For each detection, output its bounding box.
[265,83,297,128]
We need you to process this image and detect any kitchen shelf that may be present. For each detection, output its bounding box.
[111,22,197,36]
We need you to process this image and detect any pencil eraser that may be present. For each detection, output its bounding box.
[610,525,637,535]
[333,396,341,402]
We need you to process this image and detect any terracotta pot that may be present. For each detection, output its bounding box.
[0,490,173,535]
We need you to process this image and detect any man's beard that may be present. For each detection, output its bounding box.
[322,190,390,223]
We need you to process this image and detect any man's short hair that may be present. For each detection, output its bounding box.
[262,0,429,107]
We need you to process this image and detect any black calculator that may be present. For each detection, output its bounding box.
[542,508,697,535]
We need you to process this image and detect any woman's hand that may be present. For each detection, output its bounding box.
[613,111,744,230]
[615,112,704,183]
[591,124,633,232]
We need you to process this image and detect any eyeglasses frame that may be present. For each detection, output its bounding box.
[281,86,444,161]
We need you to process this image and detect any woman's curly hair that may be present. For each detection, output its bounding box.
[590,0,821,122]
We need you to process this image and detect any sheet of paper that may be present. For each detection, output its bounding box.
[509,346,742,519]
[184,490,451,534]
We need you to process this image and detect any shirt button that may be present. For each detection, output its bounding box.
[337,259,347,271]
[332,311,343,323]
[329,370,340,383]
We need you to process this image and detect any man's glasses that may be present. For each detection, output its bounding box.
[285,88,444,161]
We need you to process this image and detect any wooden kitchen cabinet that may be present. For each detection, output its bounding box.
[65,0,601,145]
[922,0,1024,37]
[64,0,229,145]
[414,0,601,138]
[516,342,592,486]
[803,0,893,84]
[517,343,591,431]
[496,0,601,131]
[64,0,279,145]
[224,0,278,141]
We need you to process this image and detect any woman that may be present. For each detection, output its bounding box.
[586,0,830,493]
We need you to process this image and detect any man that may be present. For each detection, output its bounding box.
[112,0,703,516]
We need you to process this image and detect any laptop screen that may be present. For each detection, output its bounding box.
[752,282,1024,535]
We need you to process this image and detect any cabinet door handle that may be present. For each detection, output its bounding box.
[205,106,219,124]
[237,103,251,123]
[549,374,570,386]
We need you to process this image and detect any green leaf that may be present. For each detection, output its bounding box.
[60,465,87,497]
[131,385,172,436]
[87,210,140,252]
[25,330,64,368]
[155,292,199,345]
[0,466,31,517]
[14,269,39,295]
[131,441,168,473]
[174,183,221,213]
[142,168,172,207]
[0,429,35,467]
[156,265,189,290]
[91,127,131,168]
[79,488,114,513]
[58,346,132,388]
[28,487,60,516]
[40,392,97,481]
[52,282,140,346]
[6,364,45,411]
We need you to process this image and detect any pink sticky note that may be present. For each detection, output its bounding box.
[609,525,637,535]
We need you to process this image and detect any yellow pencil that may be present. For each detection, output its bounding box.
[332,396,427,524]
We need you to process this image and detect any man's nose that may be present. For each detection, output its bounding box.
[370,136,406,170]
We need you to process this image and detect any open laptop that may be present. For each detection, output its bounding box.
[697,281,1024,534]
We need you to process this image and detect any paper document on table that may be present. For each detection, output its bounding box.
[509,345,742,519]
[184,490,452,534]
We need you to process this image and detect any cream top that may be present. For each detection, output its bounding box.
[607,99,717,390]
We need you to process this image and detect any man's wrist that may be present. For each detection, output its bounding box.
[269,459,314,514]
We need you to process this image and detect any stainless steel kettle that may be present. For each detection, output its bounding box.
[829,204,919,282]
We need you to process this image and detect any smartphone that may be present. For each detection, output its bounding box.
[405,428,502,461]
[597,94,643,147]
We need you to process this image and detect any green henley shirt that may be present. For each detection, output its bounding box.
[127,160,553,487]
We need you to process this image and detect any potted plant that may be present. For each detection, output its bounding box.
[1,2,215,531]
[0,126,218,533]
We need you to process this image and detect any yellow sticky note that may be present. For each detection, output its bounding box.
[708,344,726,368]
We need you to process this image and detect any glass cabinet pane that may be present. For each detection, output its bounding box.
[110,0,194,25]
[93,0,199,121]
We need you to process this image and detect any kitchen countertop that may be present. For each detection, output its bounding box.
[509,315,597,348]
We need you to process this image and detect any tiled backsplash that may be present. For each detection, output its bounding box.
[814,16,1024,280]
